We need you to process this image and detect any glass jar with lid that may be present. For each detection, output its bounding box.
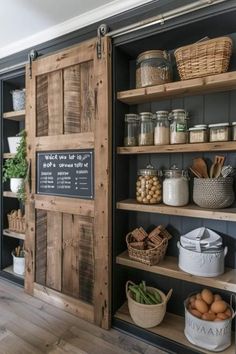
[154,110,170,145]
[163,165,189,206]
[136,164,162,204]
[232,122,236,141]
[138,112,154,146]
[169,109,188,144]
[124,113,139,146]
[136,50,172,88]
[209,123,230,142]
[189,126,208,143]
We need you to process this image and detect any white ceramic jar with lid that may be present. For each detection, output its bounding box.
[154,110,170,145]
[169,109,188,144]
[209,122,230,142]
[163,165,189,206]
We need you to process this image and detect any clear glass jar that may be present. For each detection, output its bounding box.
[136,164,162,204]
[209,123,230,142]
[136,50,172,88]
[232,122,236,141]
[124,114,139,146]
[169,109,188,144]
[138,112,154,146]
[163,165,189,206]
[154,110,170,145]
[189,127,208,143]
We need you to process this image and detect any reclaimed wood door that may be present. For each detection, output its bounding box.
[25,37,111,329]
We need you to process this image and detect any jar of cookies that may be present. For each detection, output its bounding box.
[136,164,162,204]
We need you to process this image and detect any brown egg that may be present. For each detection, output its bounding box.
[211,300,227,314]
[214,294,222,302]
[201,289,214,305]
[190,309,202,318]
[202,312,216,321]
[216,313,228,320]
[195,299,209,314]
[191,300,196,309]
[224,308,232,318]
[196,293,202,300]
[189,295,196,302]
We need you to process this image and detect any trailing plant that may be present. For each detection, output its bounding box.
[3,130,28,202]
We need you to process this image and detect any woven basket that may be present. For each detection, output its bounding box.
[126,281,172,328]
[7,209,26,233]
[174,37,232,80]
[193,177,234,209]
[126,232,168,266]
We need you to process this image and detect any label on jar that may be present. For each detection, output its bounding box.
[176,123,186,132]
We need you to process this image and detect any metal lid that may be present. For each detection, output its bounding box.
[194,124,208,128]
[138,164,157,176]
[139,112,153,121]
[189,127,207,131]
[169,109,188,119]
[208,122,230,128]
[125,113,139,122]
[232,122,236,126]
[136,50,167,64]
[164,164,186,178]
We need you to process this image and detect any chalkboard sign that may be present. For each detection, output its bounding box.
[37,150,94,199]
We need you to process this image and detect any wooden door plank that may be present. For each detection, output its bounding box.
[80,61,95,132]
[46,211,62,291]
[93,36,112,328]
[35,195,94,216]
[35,210,47,285]
[48,70,64,135]
[64,64,81,134]
[36,75,49,137]
[35,132,94,151]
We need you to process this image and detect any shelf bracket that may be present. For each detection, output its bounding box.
[96,24,109,59]
[28,49,38,79]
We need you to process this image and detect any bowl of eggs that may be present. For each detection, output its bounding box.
[184,288,235,352]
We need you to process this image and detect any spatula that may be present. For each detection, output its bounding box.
[192,158,209,178]
[209,155,225,178]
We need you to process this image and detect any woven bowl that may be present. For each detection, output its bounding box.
[193,177,234,209]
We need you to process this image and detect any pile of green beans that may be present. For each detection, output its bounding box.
[129,281,162,305]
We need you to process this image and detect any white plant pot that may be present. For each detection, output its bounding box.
[8,137,21,153]
[12,253,25,275]
[10,178,23,193]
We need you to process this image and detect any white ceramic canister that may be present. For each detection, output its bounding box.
[163,165,189,206]
[184,297,235,352]
[177,242,227,277]
[12,253,25,275]
[7,136,21,153]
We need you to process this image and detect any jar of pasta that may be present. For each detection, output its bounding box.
[136,164,162,204]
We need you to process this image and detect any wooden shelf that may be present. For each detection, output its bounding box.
[117,141,236,154]
[117,199,236,222]
[117,71,236,104]
[3,153,16,159]
[115,302,235,354]
[3,191,17,198]
[3,110,25,121]
[3,229,25,241]
[3,265,24,280]
[117,251,236,292]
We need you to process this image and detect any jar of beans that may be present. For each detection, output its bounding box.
[136,164,162,204]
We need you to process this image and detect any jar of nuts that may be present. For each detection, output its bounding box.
[136,164,162,204]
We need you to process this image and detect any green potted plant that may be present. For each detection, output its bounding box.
[3,130,27,202]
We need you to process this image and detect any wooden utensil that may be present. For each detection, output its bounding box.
[189,167,202,178]
[192,158,209,178]
[210,155,225,178]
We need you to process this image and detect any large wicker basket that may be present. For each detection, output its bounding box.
[174,37,232,80]
[193,177,234,209]
[126,232,168,266]
[126,281,172,328]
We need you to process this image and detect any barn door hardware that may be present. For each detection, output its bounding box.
[97,24,109,59]
[28,49,38,78]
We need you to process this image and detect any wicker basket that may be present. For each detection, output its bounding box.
[174,37,232,80]
[193,177,234,209]
[126,232,168,266]
[7,209,26,233]
[126,281,172,328]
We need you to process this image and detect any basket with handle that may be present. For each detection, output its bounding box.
[174,36,232,80]
[7,209,26,233]
[126,280,172,328]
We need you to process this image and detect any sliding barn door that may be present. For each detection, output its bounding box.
[25,37,111,329]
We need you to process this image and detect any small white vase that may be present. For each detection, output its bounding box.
[12,252,25,275]
[10,178,23,193]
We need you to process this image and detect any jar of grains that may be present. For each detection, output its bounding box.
[136,164,162,204]
[163,165,189,206]
[138,112,154,146]
[154,110,170,145]
[124,113,140,146]
[189,126,208,143]
[169,109,188,144]
[232,122,236,140]
[209,123,230,142]
[136,50,172,88]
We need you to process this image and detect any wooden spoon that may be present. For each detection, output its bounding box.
[210,155,225,178]
[189,167,202,178]
[192,158,209,178]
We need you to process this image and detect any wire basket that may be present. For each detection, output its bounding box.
[174,37,232,80]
